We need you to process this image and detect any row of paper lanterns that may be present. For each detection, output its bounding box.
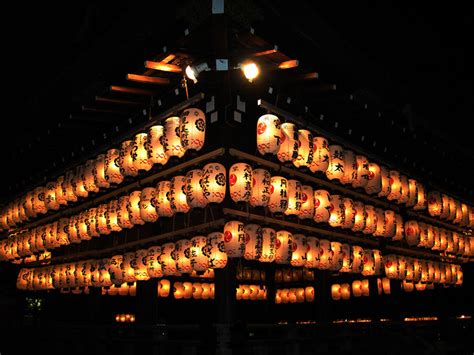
[331,280,371,300]
[236,284,267,300]
[223,221,383,275]
[115,314,136,323]
[383,254,463,285]
[0,162,226,262]
[404,220,473,257]
[255,114,474,229]
[275,287,314,303]
[275,268,315,283]
[0,108,207,232]
[170,281,215,299]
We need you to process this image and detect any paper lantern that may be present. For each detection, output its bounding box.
[398,175,409,204]
[309,136,330,173]
[453,200,463,224]
[173,282,185,299]
[405,220,420,246]
[413,182,427,211]
[384,255,399,279]
[293,129,314,168]
[32,187,48,215]
[313,189,331,223]
[108,255,125,285]
[291,234,306,267]
[285,179,302,216]
[297,185,315,220]
[351,201,366,232]
[256,114,281,155]
[342,198,355,229]
[339,243,352,272]
[294,287,305,303]
[364,163,382,195]
[158,279,171,297]
[193,283,203,299]
[392,214,404,241]
[180,108,206,151]
[132,133,153,172]
[77,211,92,240]
[96,204,110,235]
[46,222,58,249]
[268,176,288,214]
[361,205,377,235]
[118,283,129,296]
[174,239,193,274]
[129,191,145,225]
[377,166,390,198]
[328,194,345,228]
[340,283,351,300]
[460,203,469,227]
[147,125,169,165]
[116,196,133,229]
[275,230,293,264]
[329,241,344,271]
[331,284,341,300]
[373,208,386,237]
[45,181,60,211]
[277,122,298,163]
[317,239,331,270]
[259,227,277,263]
[243,224,263,260]
[229,163,252,203]
[159,243,177,276]
[163,116,186,158]
[119,140,137,177]
[326,145,345,182]
[73,166,89,198]
[134,249,150,281]
[145,246,163,278]
[352,155,370,188]
[381,278,391,294]
[201,163,226,204]
[107,200,122,233]
[153,181,174,218]
[84,160,99,193]
[223,221,245,258]
[304,237,320,268]
[304,286,315,302]
[23,191,37,218]
[188,236,209,272]
[184,169,207,209]
[139,187,158,222]
[206,232,228,268]
[402,280,414,292]
[249,169,271,207]
[92,154,109,189]
[341,150,356,185]
[183,282,193,299]
[104,148,123,185]
[387,170,402,201]
[352,280,363,297]
[122,252,138,283]
[361,279,370,296]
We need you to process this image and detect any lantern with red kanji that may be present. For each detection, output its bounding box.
[256,114,281,155]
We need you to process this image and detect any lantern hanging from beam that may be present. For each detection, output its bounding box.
[174,239,193,274]
[277,122,298,163]
[285,179,302,216]
[206,232,228,268]
[180,108,206,151]
[105,148,124,185]
[229,163,252,203]
[173,282,184,299]
[202,163,226,204]
[146,246,163,278]
[352,155,369,188]
[339,243,352,272]
[275,230,293,264]
[342,198,355,229]
[243,224,263,261]
[405,220,420,246]
[119,140,138,177]
[45,181,60,211]
[256,114,281,155]
[259,227,276,262]
[94,154,110,189]
[158,279,171,297]
[387,170,402,201]
[189,236,209,272]
[406,179,417,207]
[73,166,89,198]
[341,150,356,185]
[147,125,169,165]
[378,166,391,198]
[364,163,382,195]
[326,145,345,182]
[223,221,245,258]
[183,282,193,299]
[413,182,427,211]
[129,191,145,225]
[107,200,122,233]
[193,283,203,299]
[268,176,288,214]
[298,185,314,219]
[78,211,93,240]
[331,284,341,300]
[393,214,404,241]
[84,160,99,193]
[249,168,271,207]
[373,208,386,237]
[164,116,186,158]
[159,243,178,276]
[32,187,48,215]
[352,201,366,232]
[96,204,111,235]
[362,205,377,235]
[155,181,174,217]
[352,280,362,297]
[398,175,409,204]
[132,133,153,172]
[329,194,345,228]
[309,136,330,173]
[305,237,320,269]
[185,169,207,209]
[108,255,125,285]
[133,249,150,281]
[293,129,314,168]
[117,196,134,229]
[170,176,191,213]
[123,252,138,282]
[291,234,307,267]
[313,189,331,223]
[329,241,344,271]
[140,187,158,222]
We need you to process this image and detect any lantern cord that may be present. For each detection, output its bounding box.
[182,75,190,100]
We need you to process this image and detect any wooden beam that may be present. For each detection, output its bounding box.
[81,106,128,115]
[109,85,157,96]
[254,47,278,57]
[145,60,182,73]
[161,54,176,63]
[278,59,299,69]
[299,72,319,80]
[126,74,170,85]
[95,96,145,106]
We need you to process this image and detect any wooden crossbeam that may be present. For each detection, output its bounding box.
[145,60,182,73]
[126,74,170,85]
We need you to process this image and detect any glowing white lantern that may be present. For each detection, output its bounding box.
[243,224,263,260]
[393,214,404,241]
[107,200,122,233]
[387,170,402,201]
[193,283,203,299]
[342,198,355,229]
[158,279,171,297]
[275,230,292,264]
[155,181,174,217]
[329,241,343,271]
[93,154,109,189]
[202,163,226,204]
[145,246,163,278]
[77,211,92,240]
[364,163,382,195]
[398,175,409,204]
[405,220,420,246]
[223,221,245,258]
[362,205,377,235]
[313,190,331,223]
[180,108,206,151]
[290,234,306,267]
[188,236,208,272]
[122,252,137,283]
[129,191,145,225]
[352,280,363,297]
[326,145,345,182]
[413,182,427,211]
[73,166,89,198]
[95,204,110,235]
[331,284,341,300]
[45,181,60,211]
[277,122,298,163]
[305,286,315,302]
[293,129,314,168]
[285,179,302,216]
[173,282,185,299]
[249,169,271,207]
[268,176,288,214]
[341,150,356,185]
[185,169,207,209]
[132,133,152,172]
[318,239,331,270]
[328,194,344,228]
[159,243,177,276]
[206,232,228,268]
[147,125,169,165]
[298,185,314,219]
[351,202,366,232]
[119,140,137,177]
[105,148,124,185]
[229,163,252,203]
[256,114,281,155]
[108,255,125,285]
[174,239,193,274]
[373,208,386,237]
[163,116,185,158]
[378,166,390,198]
[183,282,193,299]
[350,246,364,274]
[352,155,370,188]
[83,160,99,193]
[32,187,48,215]
[117,196,133,229]
[139,187,158,222]
[170,176,191,213]
[309,137,330,173]
[339,243,352,272]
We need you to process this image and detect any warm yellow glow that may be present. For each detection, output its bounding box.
[242,62,259,82]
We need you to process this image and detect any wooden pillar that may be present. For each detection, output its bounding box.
[215,259,236,355]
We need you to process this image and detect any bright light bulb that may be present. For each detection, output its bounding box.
[242,62,259,82]
[185,65,198,83]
